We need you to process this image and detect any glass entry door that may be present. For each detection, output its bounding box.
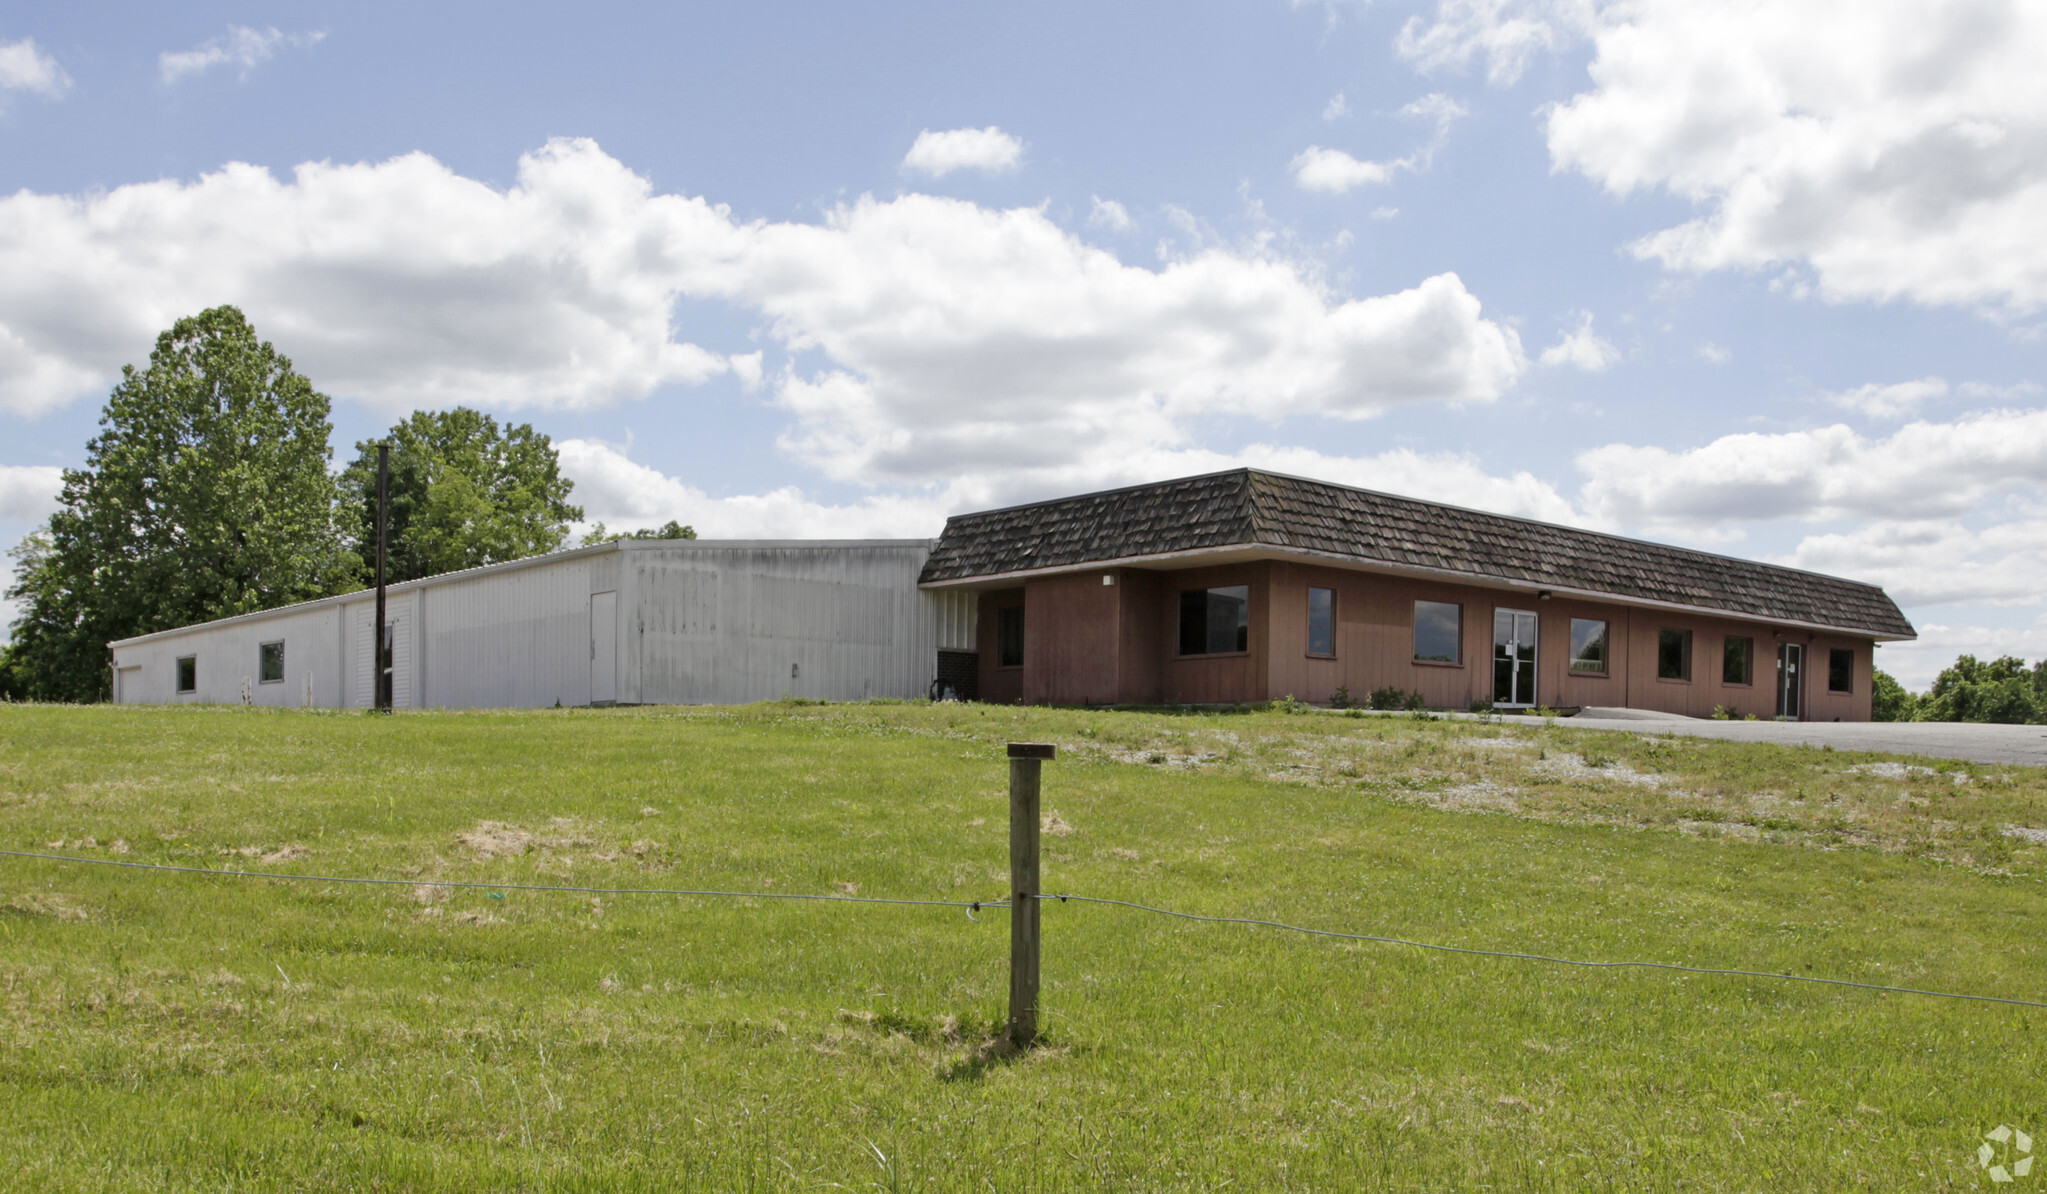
[1776,642,1803,719]
[1493,609,1538,707]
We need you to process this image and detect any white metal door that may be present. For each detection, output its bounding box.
[590,591,617,704]
[1493,609,1538,707]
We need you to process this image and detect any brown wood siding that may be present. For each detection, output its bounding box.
[1156,563,1268,705]
[1022,572,1123,704]
[977,559,1880,719]
[1115,569,1165,704]
[976,589,1025,705]
[1260,563,1881,720]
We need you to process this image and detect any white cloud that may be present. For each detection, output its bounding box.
[1290,93,1466,194]
[1825,377,1949,419]
[0,463,62,523]
[1577,409,2047,528]
[0,140,1527,498]
[558,437,1580,544]
[1087,196,1132,232]
[0,141,744,415]
[1696,342,1730,364]
[734,196,1524,486]
[160,26,326,84]
[1403,0,2047,312]
[1322,93,1351,121]
[0,38,69,99]
[1874,617,2047,690]
[1538,311,1620,372]
[557,438,953,539]
[1396,0,1583,85]
[1290,147,1395,194]
[900,127,1025,178]
[1784,516,2047,611]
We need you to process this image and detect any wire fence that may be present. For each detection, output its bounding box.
[5,847,2041,1010]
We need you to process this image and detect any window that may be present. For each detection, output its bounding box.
[1657,629,1692,681]
[996,607,1025,668]
[1829,648,1854,694]
[1179,585,1250,655]
[176,655,196,694]
[1568,619,1609,674]
[259,641,285,684]
[1413,600,1461,663]
[1307,587,1335,656]
[1723,636,1754,686]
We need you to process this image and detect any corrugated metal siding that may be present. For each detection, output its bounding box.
[347,596,416,708]
[420,556,592,709]
[108,539,948,709]
[110,604,346,706]
[631,542,942,704]
[930,589,977,651]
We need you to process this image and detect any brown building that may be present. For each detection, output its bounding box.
[918,469,1915,720]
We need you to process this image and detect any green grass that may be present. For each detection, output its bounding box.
[3,701,2046,1190]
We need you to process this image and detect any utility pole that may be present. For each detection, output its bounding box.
[374,442,391,713]
[1007,742,1055,1045]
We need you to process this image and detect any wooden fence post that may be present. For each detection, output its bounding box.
[1007,742,1055,1045]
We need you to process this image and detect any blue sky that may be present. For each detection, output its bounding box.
[2,0,2044,687]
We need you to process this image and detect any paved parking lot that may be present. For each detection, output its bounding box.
[1571,709,2047,767]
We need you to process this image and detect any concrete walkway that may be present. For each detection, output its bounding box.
[1569,708,2047,767]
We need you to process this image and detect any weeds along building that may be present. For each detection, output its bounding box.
[918,469,1915,721]
[110,540,974,709]
[111,469,1915,719]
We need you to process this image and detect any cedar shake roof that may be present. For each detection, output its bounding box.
[920,469,1916,639]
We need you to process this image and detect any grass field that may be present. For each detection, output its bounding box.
[4,700,2047,1190]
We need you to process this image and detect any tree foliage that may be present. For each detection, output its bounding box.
[1915,654,2047,724]
[1875,655,2047,724]
[1869,668,1915,722]
[2,307,353,701]
[580,519,696,545]
[339,408,582,584]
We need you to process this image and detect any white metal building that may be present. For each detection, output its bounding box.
[109,539,977,709]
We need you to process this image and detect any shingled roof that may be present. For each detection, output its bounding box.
[920,469,1916,639]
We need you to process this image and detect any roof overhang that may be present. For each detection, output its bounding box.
[919,542,1917,642]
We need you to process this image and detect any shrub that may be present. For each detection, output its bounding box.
[1329,685,1354,709]
[1367,685,1410,711]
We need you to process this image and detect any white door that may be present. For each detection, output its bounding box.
[590,591,617,704]
[1493,609,1538,707]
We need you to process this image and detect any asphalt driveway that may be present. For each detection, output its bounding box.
[1569,709,2047,767]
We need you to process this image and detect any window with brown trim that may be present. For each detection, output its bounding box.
[1179,586,1250,655]
[1657,628,1692,681]
[996,607,1025,668]
[1723,636,1753,686]
[1307,587,1335,656]
[1829,648,1854,694]
[1413,600,1461,663]
[1568,619,1608,674]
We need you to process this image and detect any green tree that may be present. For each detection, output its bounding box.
[1918,654,2041,724]
[580,519,697,545]
[1869,668,1917,722]
[1,307,353,701]
[339,408,582,583]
